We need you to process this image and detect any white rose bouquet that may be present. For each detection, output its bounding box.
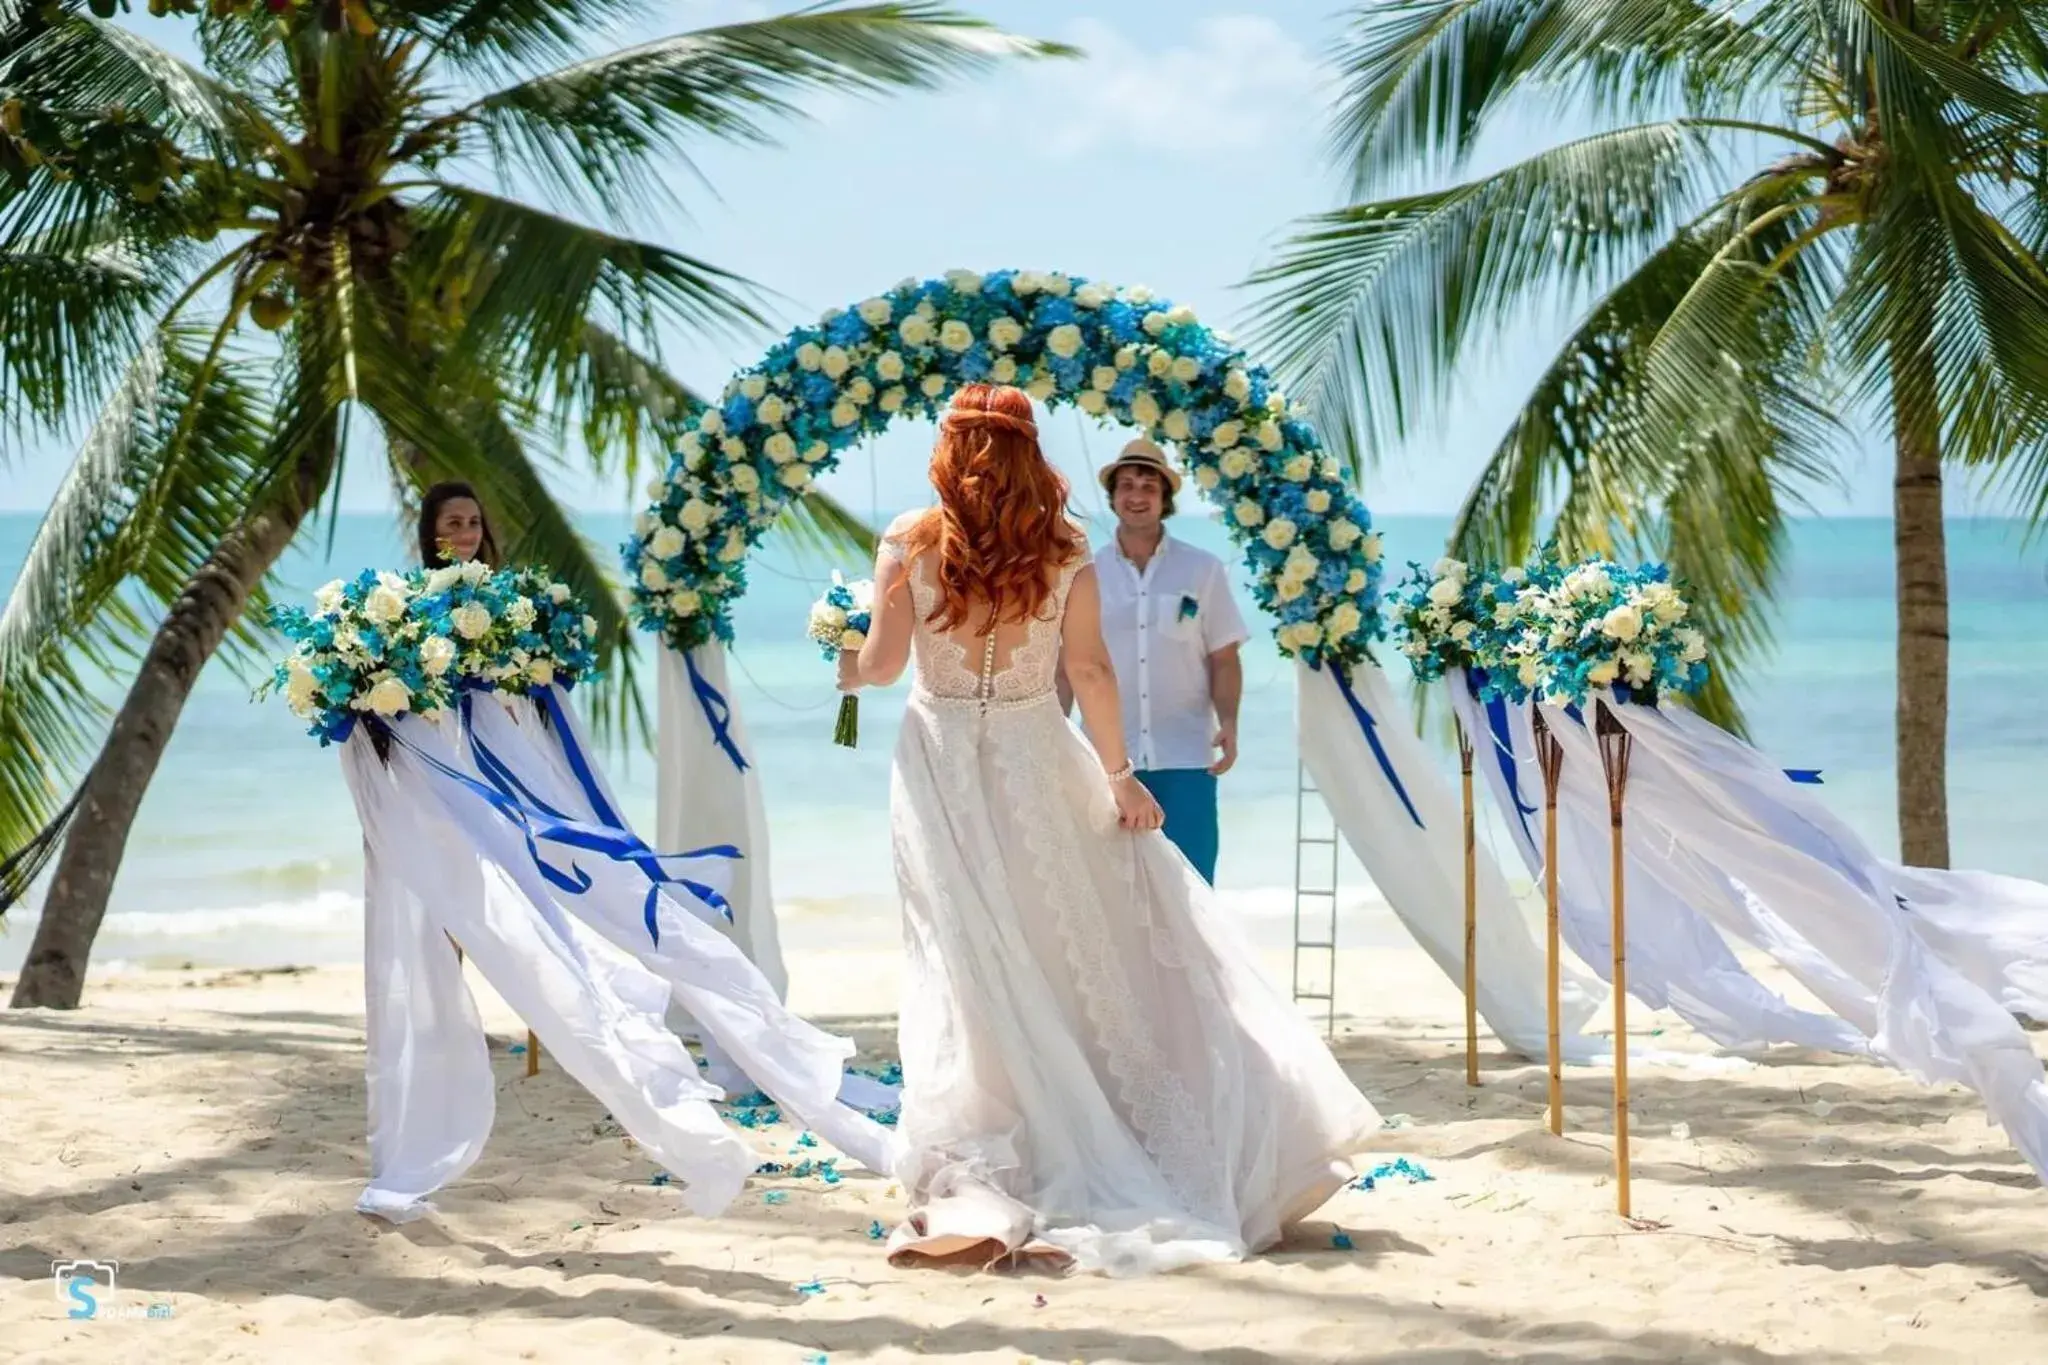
[805,573,874,748]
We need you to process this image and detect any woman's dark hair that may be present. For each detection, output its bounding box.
[417,481,500,568]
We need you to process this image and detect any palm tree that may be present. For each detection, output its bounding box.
[1248,0,2048,871]
[1,0,1067,1006]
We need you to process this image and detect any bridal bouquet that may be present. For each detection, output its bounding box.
[1514,558,1708,705]
[805,574,873,748]
[265,564,599,743]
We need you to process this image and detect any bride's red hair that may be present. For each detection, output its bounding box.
[899,384,1084,631]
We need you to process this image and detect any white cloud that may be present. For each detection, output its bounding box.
[1021,15,1326,159]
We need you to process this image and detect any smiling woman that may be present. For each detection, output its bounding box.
[417,482,500,571]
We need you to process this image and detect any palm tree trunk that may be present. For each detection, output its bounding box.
[1890,340,1950,869]
[9,442,331,1009]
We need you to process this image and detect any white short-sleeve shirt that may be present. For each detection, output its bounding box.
[1090,532,1249,771]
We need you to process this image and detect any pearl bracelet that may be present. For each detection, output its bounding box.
[1104,761,1135,784]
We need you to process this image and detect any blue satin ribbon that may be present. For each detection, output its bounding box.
[373,719,601,906]
[1330,661,1423,829]
[456,693,740,946]
[1469,673,1540,852]
[684,648,750,773]
[1784,769,1824,785]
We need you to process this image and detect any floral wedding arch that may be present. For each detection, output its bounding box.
[623,268,1599,1056]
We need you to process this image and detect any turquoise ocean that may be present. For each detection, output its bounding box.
[2,511,2045,973]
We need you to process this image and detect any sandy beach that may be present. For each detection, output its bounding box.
[3,943,2044,1364]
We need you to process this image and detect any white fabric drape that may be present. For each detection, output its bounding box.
[464,691,899,1173]
[657,645,787,997]
[1589,697,2048,1181]
[1295,661,1605,1061]
[1650,709,2048,1023]
[1447,675,1866,1057]
[341,714,757,1222]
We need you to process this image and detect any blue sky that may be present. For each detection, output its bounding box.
[0,1,1965,519]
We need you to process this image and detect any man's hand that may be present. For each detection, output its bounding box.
[1209,723,1237,776]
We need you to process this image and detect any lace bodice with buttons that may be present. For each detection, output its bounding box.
[882,533,1090,711]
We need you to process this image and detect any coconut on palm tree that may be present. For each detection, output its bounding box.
[0,0,1067,1007]
[1249,0,2048,870]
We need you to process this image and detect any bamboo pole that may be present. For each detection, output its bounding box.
[1456,717,1479,1087]
[452,936,541,1077]
[1596,701,1635,1218]
[1530,705,1565,1136]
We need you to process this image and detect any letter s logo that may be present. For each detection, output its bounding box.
[66,1276,97,1320]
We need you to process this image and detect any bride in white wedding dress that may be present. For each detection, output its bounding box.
[836,385,1383,1276]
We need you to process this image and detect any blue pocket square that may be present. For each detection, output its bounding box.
[1177,595,1199,621]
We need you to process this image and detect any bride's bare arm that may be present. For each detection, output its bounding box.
[1058,567,1130,775]
[841,519,917,690]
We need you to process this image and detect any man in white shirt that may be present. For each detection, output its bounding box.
[1059,438,1247,884]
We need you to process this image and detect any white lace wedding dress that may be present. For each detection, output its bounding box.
[882,535,1383,1276]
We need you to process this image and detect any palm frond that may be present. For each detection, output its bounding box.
[0,230,187,434]
[1327,0,1740,191]
[450,3,1074,217]
[408,183,764,402]
[1448,194,1842,732]
[0,325,274,855]
[1246,120,1726,475]
[552,322,704,485]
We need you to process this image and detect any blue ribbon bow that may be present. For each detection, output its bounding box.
[684,648,750,773]
[1468,671,1540,852]
[1329,661,1423,829]
[457,692,740,947]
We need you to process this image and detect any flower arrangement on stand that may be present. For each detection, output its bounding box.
[264,565,599,744]
[805,574,874,748]
[1387,550,1708,706]
[1515,559,1708,707]
[624,268,1389,670]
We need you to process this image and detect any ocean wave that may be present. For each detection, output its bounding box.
[3,889,362,939]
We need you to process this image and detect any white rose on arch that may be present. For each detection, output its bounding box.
[1046,324,1083,358]
[1076,390,1107,415]
[899,315,934,347]
[857,297,894,326]
[679,498,718,533]
[755,394,788,426]
[938,320,974,352]
[1129,391,1163,428]
[991,355,1019,384]
[987,317,1025,351]
[795,341,824,371]
[1161,409,1192,442]
[649,525,686,559]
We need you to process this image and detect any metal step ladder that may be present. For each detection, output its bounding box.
[1291,760,1340,1039]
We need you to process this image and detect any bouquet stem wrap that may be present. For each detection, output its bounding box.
[807,575,874,749]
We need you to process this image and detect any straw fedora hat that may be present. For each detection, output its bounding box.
[1097,437,1182,494]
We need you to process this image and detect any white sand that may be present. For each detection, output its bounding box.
[4,944,2045,1364]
